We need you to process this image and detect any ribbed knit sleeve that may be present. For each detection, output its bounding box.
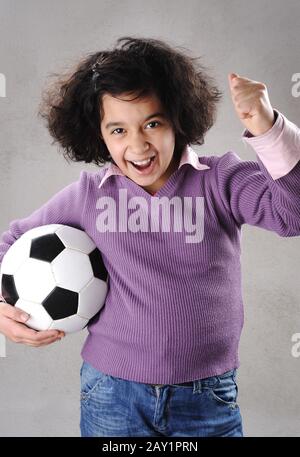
[215,110,300,236]
[0,170,89,266]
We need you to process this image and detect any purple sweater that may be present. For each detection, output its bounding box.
[1,109,300,384]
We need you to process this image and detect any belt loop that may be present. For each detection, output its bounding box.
[196,379,202,393]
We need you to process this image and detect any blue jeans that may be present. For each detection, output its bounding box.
[80,361,243,437]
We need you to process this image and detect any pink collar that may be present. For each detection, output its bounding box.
[98,144,210,189]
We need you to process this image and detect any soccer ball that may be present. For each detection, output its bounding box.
[0,224,108,333]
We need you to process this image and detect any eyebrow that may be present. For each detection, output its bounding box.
[104,112,167,130]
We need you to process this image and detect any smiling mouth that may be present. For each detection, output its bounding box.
[128,155,156,170]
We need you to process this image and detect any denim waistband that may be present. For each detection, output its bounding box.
[151,369,237,388]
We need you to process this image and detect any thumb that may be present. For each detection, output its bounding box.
[228,72,239,86]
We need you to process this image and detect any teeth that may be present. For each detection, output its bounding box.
[132,158,152,165]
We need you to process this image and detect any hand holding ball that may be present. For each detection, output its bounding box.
[0,225,108,333]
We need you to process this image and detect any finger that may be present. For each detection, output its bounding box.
[31,329,64,342]
[23,335,62,347]
[232,91,257,105]
[231,81,264,98]
[21,332,65,345]
[229,76,257,92]
[0,315,40,340]
[0,302,30,323]
[1,316,62,341]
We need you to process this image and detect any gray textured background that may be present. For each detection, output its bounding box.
[0,0,299,437]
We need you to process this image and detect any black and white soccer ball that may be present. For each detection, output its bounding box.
[0,224,108,333]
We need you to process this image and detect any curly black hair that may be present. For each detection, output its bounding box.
[38,35,223,167]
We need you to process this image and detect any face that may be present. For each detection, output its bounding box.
[100,91,178,194]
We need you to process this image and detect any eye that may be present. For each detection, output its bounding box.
[110,121,161,135]
[146,121,160,128]
[111,128,124,135]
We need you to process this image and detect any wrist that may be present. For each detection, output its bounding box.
[250,109,276,136]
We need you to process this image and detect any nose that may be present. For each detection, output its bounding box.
[127,130,150,155]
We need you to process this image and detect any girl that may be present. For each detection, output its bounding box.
[0,36,299,437]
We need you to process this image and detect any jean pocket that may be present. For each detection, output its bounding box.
[80,361,109,402]
[209,373,238,406]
